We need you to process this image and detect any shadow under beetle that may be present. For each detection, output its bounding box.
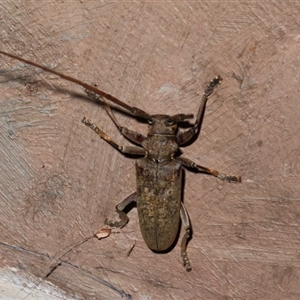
[0,51,241,271]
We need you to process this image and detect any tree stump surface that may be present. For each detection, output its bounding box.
[1,2,300,299]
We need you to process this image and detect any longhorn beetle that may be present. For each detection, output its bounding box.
[0,51,241,271]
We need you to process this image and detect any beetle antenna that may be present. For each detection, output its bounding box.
[0,51,151,119]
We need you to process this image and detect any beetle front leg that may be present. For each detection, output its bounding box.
[82,117,146,156]
[180,202,192,272]
[104,103,147,145]
[176,76,222,145]
[177,157,241,182]
[105,192,137,228]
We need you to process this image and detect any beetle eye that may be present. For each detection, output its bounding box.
[148,118,154,125]
[165,119,175,126]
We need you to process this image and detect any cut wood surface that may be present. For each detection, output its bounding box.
[1,2,300,299]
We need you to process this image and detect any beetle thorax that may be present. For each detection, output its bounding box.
[142,135,178,161]
[142,115,179,161]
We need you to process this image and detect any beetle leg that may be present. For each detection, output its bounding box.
[177,157,241,182]
[105,192,137,228]
[85,89,147,145]
[176,76,222,145]
[82,117,146,156]
[180,202,192,272]
[104,102,147,145]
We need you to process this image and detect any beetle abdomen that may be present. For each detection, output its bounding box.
[136,158,182,251]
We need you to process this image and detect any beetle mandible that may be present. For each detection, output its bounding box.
[0,51,241,271]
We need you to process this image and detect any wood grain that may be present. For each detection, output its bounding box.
[1,1,300,299]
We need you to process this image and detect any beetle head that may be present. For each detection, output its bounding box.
[147,114,193,135]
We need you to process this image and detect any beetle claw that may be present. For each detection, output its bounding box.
[182,251,192,272]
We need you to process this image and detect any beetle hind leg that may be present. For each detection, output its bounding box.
[180,203,192,272]
[105,192,137,228]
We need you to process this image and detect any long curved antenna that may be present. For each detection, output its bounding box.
[0,51,151,119]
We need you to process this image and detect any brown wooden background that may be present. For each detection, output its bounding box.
[1,2,300,299]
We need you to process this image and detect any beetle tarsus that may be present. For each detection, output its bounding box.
[85,88,100,102]
[204,75,223,96]
[104,218,128,228]
[105,192,137,229]
[218,174,241,182]
[105,210,129,228]
[182,252,192,272]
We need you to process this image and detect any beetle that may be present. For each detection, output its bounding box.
[0,51,241,271]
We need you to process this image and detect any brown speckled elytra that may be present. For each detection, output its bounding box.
[0,51,241,271]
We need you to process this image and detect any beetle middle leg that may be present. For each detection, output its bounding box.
[105,192,137,228]
[82,117,146,156]
[177,157,241,182]
[180,202,192,272]
[85,89,146,145]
